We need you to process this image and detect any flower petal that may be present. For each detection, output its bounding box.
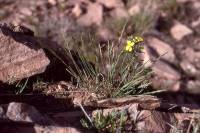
[128,47,133,52]
[127,40,135,46]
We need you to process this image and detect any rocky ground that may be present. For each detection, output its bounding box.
[1,0,200,132]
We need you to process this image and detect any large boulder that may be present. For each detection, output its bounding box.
[0,24,50,83]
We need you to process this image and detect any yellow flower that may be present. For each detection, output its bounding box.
[127,40,135,47]
[124,40,134,52]
[124,36,144,52]
[125,45,133,52]
[132,36,144,43]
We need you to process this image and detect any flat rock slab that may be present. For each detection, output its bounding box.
[1,96,200,133]
[0,24,50,83]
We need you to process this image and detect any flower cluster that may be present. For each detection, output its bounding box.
[124,36,144,52]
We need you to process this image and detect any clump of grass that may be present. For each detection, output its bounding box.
[15,78,29,94]
[81,110,128,133]
[32,78,49,92]
[7,77,29,94]
[131,11,154,35]
[65,35,153,98]
[168,115,200,133]
[188,117,200,133]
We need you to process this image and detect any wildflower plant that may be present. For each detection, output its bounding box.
[81,110,128,133]
[65,36,153,98]
[124,36,144,52]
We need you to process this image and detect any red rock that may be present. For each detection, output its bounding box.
[77,3,103,26]
[146,37,176,64]
[180,60,198,77]
[142,41,180,91]
[92,103,197,133]
[19,7,32,16]
[3,102,84,133]
[191,17,200,28]
[181,47,200,63]
[177,0,195,3]
[187,80,200,94]
[180,47,200,76]
[0,24,50,83]
[110,7,128,19]
[48,0,57,5]
[96,26,114,42]
[97,0,124,8]
[6,102,53,124]
[141,45,152,67]
[128,4,140,15]
[72,3,83,18]
[152,61,181,91]
[170,21,193,41]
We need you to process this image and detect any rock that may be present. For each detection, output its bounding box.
[180,60,198,77]
[152,60,181,91]
[193,1,200,9]
[1,102,84,133]
[170,21,193,41]
[128,4,141,15]
[0,24,50,83]
[1,96,199,133]
[186,80,200,94]
[72,3,83,18]
[96,26,114,42]
[0,0,15,5]
[0,126,75,133]
[191,17,200,28]
[142,110,170,133]
[77,3,103,26]
[141,45,152,67]
[176,0,194,3]
[192,38,200,51]
[92,103,198,133]
[66,0,90,5]
[19,7,32,16]
[97,0,124,8]
[180,47,200,76]
[0,10,9,20]
[6,102,54,125]
[141,39,180,91]
[146,37,176,64]
[0,106,5,118]
[94,95,160,109]
[182,48,200,64]
[37,12,78,46]
[110,7,129,19]
[153,61,180,80]
[1,100,93,133]
[35,126,83,133]
[48,0,57,5]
